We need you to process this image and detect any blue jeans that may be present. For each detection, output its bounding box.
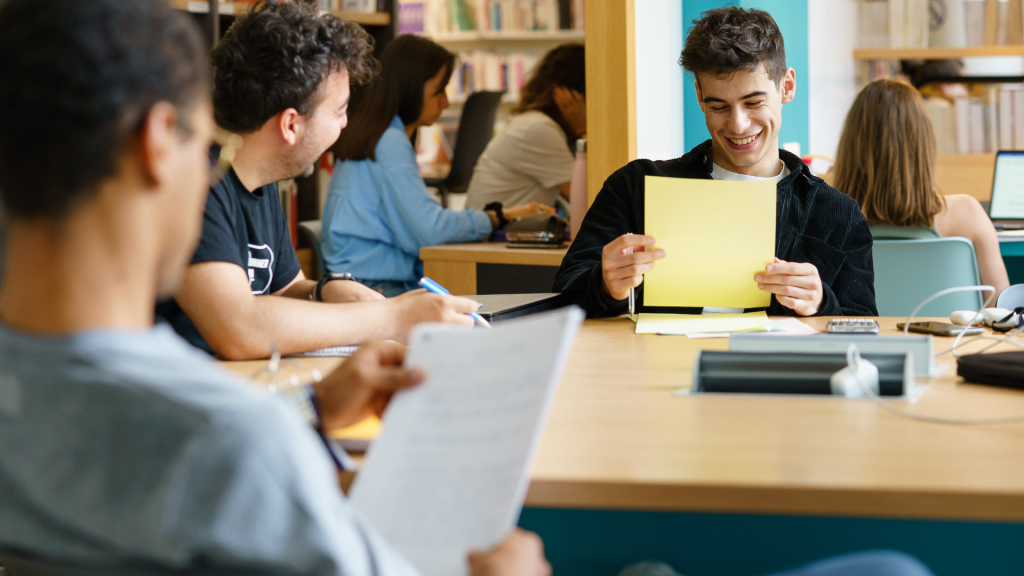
[618,551,933,576]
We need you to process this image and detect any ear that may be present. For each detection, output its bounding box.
[276,108,303,146]
[780,68,796,105]
[694,79,705,113]
[138,101,179,188]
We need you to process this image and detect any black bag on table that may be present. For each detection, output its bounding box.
[956,351,1024,391]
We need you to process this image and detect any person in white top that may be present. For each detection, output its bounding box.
[466,44,586,210]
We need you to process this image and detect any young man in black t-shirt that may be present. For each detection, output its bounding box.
[156,2,478,359]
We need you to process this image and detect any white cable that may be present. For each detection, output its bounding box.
[845,344,1024,426]
[901,285,1001,359]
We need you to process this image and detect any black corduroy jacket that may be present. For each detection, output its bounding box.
[554,140,878,318]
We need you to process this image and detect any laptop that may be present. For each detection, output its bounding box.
[467,293,564,323]
[988,151,1024,230]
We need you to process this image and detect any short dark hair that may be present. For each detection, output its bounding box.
[211,1,378,134]
[679,7,786,87]
[0,0,209,219]
[514,43,585,148]
[334,35,454,162]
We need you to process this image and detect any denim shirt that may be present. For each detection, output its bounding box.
[321,116,492,288]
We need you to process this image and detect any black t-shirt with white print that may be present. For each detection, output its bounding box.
[156,168,301,355]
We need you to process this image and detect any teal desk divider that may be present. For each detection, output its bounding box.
[519,508,1024,575]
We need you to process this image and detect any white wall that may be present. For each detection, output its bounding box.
[807,0,860,159]
[634,0,685,161]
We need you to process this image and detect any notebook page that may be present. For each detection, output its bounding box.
[349,307,584,576]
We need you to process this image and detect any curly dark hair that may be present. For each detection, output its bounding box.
[211,0,379,134]
[0,0,209,219]
[679,7,786,87]
[513,43,585,147]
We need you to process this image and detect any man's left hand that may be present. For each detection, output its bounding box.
[755,257,823,316]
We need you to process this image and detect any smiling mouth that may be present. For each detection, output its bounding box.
[728,133,761,146]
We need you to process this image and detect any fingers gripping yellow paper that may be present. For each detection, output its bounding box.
[643,176,776,308]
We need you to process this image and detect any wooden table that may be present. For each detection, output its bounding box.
[221,317,1024,574]
[222,316,1024,522]
[419,242,569,295]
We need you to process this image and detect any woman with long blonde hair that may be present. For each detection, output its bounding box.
[833,79,1008,294]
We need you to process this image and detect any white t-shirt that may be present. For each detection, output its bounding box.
[710,158,790,182]
[465,110,575,209]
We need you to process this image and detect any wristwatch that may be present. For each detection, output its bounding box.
[484,202,509,229]
[313,272,355,302]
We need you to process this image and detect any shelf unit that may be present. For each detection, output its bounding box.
[170,0,391,25]
[853,45,1024,60]
[427,29,584,44]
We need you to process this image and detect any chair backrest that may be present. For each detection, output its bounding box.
[996,283,1024,309]
[872,237,983,317]
[297,220,324,282]
[444,91,506,193]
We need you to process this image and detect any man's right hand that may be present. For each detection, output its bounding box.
[601,234,665,301]
[468,530,551,576]
[387,288,478,341]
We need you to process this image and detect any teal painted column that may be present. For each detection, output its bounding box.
[681,0,809,154]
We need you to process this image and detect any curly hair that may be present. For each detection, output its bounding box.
[513,43,585,147]
[0,0,208,219]
[679,7,786,86]
[211,1,378,134]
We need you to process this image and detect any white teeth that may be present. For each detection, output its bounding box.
[729,135,758,145]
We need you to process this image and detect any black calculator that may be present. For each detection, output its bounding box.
[826,318,880,334]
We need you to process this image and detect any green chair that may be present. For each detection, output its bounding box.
[872,229,983,317]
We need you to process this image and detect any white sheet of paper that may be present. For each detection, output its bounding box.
[684,318,820,339]
[349,307,584,576]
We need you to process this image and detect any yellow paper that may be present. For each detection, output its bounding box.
[329,416,382,442]
[643,176,775,308]
[635,312,770,335]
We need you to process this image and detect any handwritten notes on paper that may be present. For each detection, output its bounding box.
[349,308,584,576]
[643,176,775,309]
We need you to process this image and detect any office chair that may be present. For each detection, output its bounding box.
[423,90,506,208]
[996,283,1024,309]
[297,220,324,282]
[873,237,983,316]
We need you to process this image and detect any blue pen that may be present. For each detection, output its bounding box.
[418,277,492,328]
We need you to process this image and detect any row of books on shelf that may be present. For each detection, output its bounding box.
[398,0,583,35]
[447,51,540,101]
[928,86,1024,154]
[859,0,1024,50]
[314,0,386,11]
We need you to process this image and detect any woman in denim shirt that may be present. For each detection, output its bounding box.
[323,35,550,296]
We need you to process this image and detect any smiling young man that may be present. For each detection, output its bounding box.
[555,7,877,318]
[156,2,479,359]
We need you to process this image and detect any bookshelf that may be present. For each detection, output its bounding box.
[428,29,584,43]
[854,45,1024,60]
[170,0,391,26]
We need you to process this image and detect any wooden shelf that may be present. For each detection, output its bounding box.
[855,45,1024,60]
[935,153,996,201]
[427,29,585,44]
[170,0,391,25]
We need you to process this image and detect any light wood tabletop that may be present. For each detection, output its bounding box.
[221,316,1024,522]
[419,242,569,295]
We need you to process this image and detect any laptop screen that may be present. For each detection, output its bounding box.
[989,151,1024,219]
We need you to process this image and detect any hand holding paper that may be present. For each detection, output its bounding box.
[755,257,824,316]
[601,233,665,301]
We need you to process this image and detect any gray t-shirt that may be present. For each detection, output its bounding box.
[465,111,575,209]
[0,323,420,576]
